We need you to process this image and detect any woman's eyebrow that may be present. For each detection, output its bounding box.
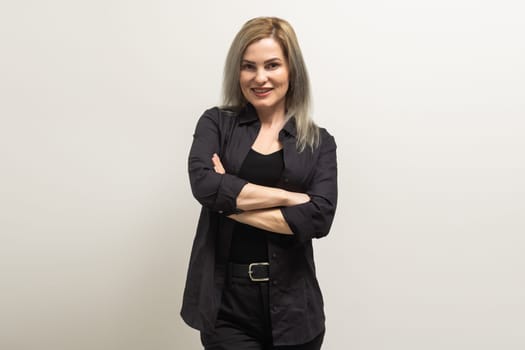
[242,57,282,64]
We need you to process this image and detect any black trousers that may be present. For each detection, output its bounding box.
[200,273,324,350]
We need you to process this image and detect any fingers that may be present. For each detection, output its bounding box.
[299,193,311,205]
[287,192,311,206]
[212,153,225,174]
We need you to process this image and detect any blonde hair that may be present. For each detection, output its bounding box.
[222,17,319,152]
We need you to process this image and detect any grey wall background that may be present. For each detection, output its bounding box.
[1,0,524,349]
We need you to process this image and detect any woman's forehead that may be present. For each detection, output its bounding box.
[243,38,285,61]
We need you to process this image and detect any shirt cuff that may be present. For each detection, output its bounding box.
[215,174,248,215]
[280,203,316,243]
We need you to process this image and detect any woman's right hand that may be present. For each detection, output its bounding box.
[285,191,311,206]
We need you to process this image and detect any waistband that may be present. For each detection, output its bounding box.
[228,262,270,282]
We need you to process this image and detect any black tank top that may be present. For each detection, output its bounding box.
[229,148,284,263]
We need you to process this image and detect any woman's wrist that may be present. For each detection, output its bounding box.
[278,188,290,206]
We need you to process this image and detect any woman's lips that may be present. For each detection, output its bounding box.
[252,88,273,97]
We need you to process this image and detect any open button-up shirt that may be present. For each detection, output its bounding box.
[181,104,338,346]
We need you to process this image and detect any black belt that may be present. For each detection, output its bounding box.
[229,262,270,282]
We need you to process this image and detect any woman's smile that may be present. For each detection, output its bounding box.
[251,87,273,97]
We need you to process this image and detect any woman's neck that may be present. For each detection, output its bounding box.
[254,104,286,128]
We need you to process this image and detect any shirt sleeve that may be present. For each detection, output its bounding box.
[188,108,248,215]
[280,131,338,243]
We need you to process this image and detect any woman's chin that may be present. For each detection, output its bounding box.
[248,99,283,111]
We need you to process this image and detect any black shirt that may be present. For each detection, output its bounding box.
[181,104,338,346]
[229,148,285,263]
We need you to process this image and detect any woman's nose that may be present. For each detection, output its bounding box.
[254,68,267,84]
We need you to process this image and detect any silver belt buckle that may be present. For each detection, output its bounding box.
[248,262,270,282]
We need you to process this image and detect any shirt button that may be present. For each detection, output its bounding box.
[271,305,278,313]
[218,210,223,214]
[272,252,278,260]
[284,178,289,183]
[272,280,278,286]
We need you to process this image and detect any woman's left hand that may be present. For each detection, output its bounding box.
[212,153,225,174]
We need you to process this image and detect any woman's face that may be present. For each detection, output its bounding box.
[239,37,290,114]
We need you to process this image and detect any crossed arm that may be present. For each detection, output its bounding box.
[211,153,309,235]
[189,109,337,242]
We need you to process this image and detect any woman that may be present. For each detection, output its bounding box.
[181,17,337,349]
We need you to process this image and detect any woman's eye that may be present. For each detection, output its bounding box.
[266,63,280,70]
[241,64,255,71]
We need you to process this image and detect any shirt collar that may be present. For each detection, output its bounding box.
[238,104,259,125]
[239,104,297,138]
[282,117,297,138]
